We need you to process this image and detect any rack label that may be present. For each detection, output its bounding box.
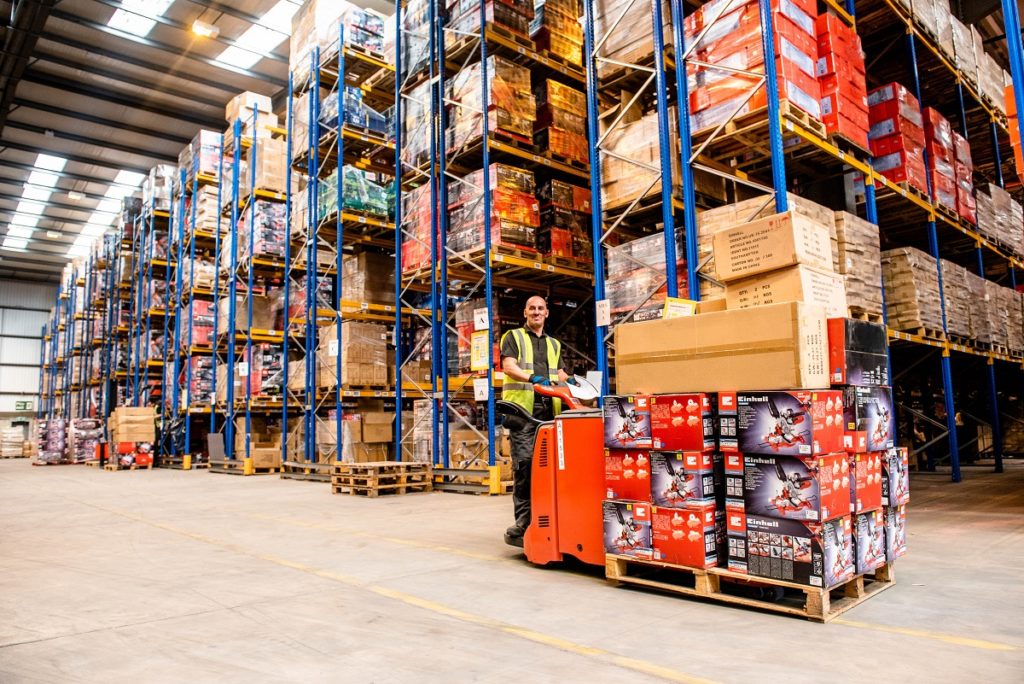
[238,362,249,377]
[595,299,611,327]
[473,377,489,401]
[473,308,489,331]
[470,330,489,371]
[328,340,339,357]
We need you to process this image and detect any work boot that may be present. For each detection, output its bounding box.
[504,525,525,548]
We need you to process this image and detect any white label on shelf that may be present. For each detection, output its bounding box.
[328,339,339,357]
[473,378,489,401]
[595,299,611,327]
[556,419,565,471]
[238,362,249,377]
[473,307,489,331]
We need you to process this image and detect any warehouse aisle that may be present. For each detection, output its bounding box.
[1,462,1022,683]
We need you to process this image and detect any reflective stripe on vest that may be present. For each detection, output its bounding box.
[501,327,562,416]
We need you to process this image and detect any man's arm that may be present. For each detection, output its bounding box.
[502,355,534,383]
[556,340,569,383]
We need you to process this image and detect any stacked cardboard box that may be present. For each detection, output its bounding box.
[448,163,539,253]
[144,165,175,211]
[534,79,587,165]
[986,279,1011,350]
[911,0,938,38]
[869,83,927,193]
[216,344,285,403]
[241,138,288,196]
[833,211,883,318]
[923,107,957,213]
[593,0,671,79]
[290,0,385,84]
[933,0,954,60]
[184,256,216,293]
[1009,288,1024,353]
[881,247,944,333]
[400,184,434,272]
[974,25,1007,115]
[225,200,288,266]
[606,230,687,322]
[447,0,534,38]
[601,106,681,211]
[953,131,977,225]
[938,260,971,339]
[178,129,221,179]
[315,321,390,388]
[531,0,582,65]
[108,406,156,443]
[950,16,977,89]
[233,416,283,468]
[342,251,395,303]
[448,56,535,151]
[183,356,215,405]
[964,270,994,347]
[537,179,592,261]
[976,184,1024,257]
[816,13,868,149]
[216,292,284,335]
[684,0,821,134]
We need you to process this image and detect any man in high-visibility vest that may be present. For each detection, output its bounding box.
[500,295,569,546]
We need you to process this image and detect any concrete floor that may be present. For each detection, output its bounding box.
[0,461,1022,684]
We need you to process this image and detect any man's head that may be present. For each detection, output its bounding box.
[524,295,548,333]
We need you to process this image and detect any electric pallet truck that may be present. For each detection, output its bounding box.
[495,377,607,567]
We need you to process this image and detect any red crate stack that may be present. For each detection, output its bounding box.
[923,107,957,214]
[448,163,540,252]
[401,184,434,272]
[684,0,822,134]
[531,0,583,65]
[815,13,869,150]
[952,131,977,225]
[536,179,592,262]
[868,82,928,193]
[534,79,588,166]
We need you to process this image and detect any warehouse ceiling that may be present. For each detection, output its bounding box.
[0,0,391,283]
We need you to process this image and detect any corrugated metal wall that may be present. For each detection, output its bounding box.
[0,279,56,414]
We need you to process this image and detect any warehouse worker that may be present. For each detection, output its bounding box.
[500,295,569,547]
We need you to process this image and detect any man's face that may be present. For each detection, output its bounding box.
[525,297,548,329]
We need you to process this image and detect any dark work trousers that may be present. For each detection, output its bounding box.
[509,419,539,532]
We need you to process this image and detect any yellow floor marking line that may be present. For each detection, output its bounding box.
[77,500,716,684]
[833,618,1019,652]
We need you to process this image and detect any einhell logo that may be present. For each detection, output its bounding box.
[720,395,735,408]
[634,504,647,516]
[634,396,649,407]
[726,454,741,467]
[729,514,742,527]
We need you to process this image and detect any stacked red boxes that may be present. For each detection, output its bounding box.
[923,107,957,213]
[446,0,534,38]
[536,179,592,262]
[953,131,977,224]
[868,82,928,193]
[684,0,822,134]
[448,163,539,252]
[189,299,215,348]
[534,79,588,166]
[401,184,436,272]
[531,0,583,66]
[815,12,868,150]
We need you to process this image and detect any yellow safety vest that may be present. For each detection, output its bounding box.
[501,327,562,416]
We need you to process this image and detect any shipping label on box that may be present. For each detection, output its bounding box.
[851,452,883,513]
[719,390,844,456]
[603,500,653,559]
[842,386,894,452]
[725,264,847,317]
[712,211,835,283]
[726,507,854,588]
[651,502,723,569]
[737,452,850,522]
[649,393,716,451]
[605,449,652,501]
[884,504,907,561]
[603,395,652,449]
[854,508,887,574]
[881,447,910,506]
[650,451,722,507]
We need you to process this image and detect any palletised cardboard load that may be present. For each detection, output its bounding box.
[108,406,156,443]
[712,210,834,283]
[833,211,883,317]
[881,247,944,333]
[615,302,829,393]
[939,260,971,339]
[964,270,994,346]
[724,264,847,317]
[601,106,680,211]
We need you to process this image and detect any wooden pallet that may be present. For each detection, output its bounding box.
[281,460,332,482]
[992,343,1011,356]
[545,150,589,172]
[692,99,828,151]
[103,462,153,471]
[432,465,513,495]
[826,131,871,160]
[156,455,209,470]
[330,461,432,497]
[848,308,884,324]
[208,459,281,475]
[898,326,947,342]
[605,555,896,622]
[0,454,28,459]
[947,334,978,349]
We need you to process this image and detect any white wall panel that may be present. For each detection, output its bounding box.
[0,338,41,364]
[0,366,38,393]
[0,309,49,336]
[0,281,56,310]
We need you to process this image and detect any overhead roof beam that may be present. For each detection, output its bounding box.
[22,71,225,129]
[0,0,57,132]
[91,0,288,64]
[49,9,288,87]
[10,98,192,145]
[1,140,151,174]
[4,121,178,163]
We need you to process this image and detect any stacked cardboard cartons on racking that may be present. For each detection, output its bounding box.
[880,247,944,334]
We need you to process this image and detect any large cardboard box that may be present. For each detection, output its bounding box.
[361,412,395,443]
[725,264,847,317]
[615,303,829,393]
[712,211,834,283]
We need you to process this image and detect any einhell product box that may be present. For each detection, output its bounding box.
[651,502,723,569]
[854,508,887,574]
[734,452,850,522]
[650,451,722,507]
[603,395,652,449]
[726,508,854,588]
[604,449,652,502]
[603,500,653,559]
[649,393,716,451]
[841,386,895,452]
[881,447,910,507]
[884,504,907,561]
[851,452,883,513]
[827,318,889,387]
[719,390,844,456]
[712,211,835,283]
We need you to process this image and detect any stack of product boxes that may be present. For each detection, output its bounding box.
[868,82,927,193]
[228,200,288,265]
[953,131,977,225]
[447,0,534,39]
[448,163,539,253]
[923,108,957,214]
[605,230,687,322]
[531,0,583,65]
[881,246,945,333]
[684,0,821,135]
[290,0,386,82]
[534,80,588,166]
[400,184,434,272]
[816,13,868,150]
[447,56,536,152]
[536,179,592,261]
[977,183,1024,258]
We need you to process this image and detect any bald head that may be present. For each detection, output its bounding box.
[524,296,549,334]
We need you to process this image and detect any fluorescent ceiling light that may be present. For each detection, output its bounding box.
[213,0,297,70]
[67,191,85,201]
[215,45,263,70]
[94,199,121,214]
[2,237,28,251]
[193,19,220,38]
[106,0,174,38]
[46,230,62,239]
[16,201,44,215]
[7,226,34,239]
[81,223,107,237]
[105,186,134,200]
[67,244,90,257]
[89,211,117,225]
[21,185,52,202]
[10,214,40,228]
[34,154,66,171]
[114,170,146,186]
[27,170,60,187]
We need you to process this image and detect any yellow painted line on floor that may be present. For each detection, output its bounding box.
[833,618,1019,652]
[79,500,716,683]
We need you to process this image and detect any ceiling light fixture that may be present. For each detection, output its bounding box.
[193,19,220,38]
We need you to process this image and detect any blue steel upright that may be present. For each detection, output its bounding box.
[393,3,405,451]
[651,0,679,297]
[225,117,242,460]
[759,0,789,213]
[669,0,700,301]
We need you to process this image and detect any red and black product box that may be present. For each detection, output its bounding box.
[727,508,855,588]
[188,299,215,347]
[725,451,851,522]
[850,452,883,513]
[881,447,910,507]
[447,0,533,38]
[816,12,869,149]
[533,79,588,165]
[884,504,907,561]
[536,179,592,261]
[531,2,583,65]
[718,391,844,456]
[604,449,652,501]
[651,502,724,569]
[447,56,535,149]
[603,395,652,449]
[952,130,977,224]
[868,82,928,192]
[603,500,653,559]
[854,508,887,574]
[650,451,723,507]
[841,385,895,452]
[827,317,889,387]
[923,108,957,211]
[649,393,717,451]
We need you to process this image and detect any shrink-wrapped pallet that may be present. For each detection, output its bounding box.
[938,260,970,339]
[985,279,1011,350]
[834,211,883,318]
[881,247,944,333]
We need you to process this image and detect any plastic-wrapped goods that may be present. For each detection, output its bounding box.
[0,426,23,458]
[938,260,971,339]
[317,166,389,219]
[398,0,430,81]
[215,343,285,403]
[952,131,976,225]
[817,13,869,150]
[881,247,944,333]
[911,0,937,38]
[320,87,389,136]
[594,0,671,78]
[933,0,954,60]
[447,163,539,252]
[288,274,333,321]
[179,129,222,179]
[342,252,395,304]
[606,230,687,321]
[833,211,883,318]
[401,80,432,167]
[37,419,67,464]
[144,164,176,211]
[869,82,928,193]
[400,184,435,272]
[950,17,976,87]
[216,291,285,336]
[974,28,1007,115]
[601,106,681,211]
[226,200,288,267]
[447,56,536,151]
[290,0,386,84]
[70,418,103,463]
[449,0,531,37]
